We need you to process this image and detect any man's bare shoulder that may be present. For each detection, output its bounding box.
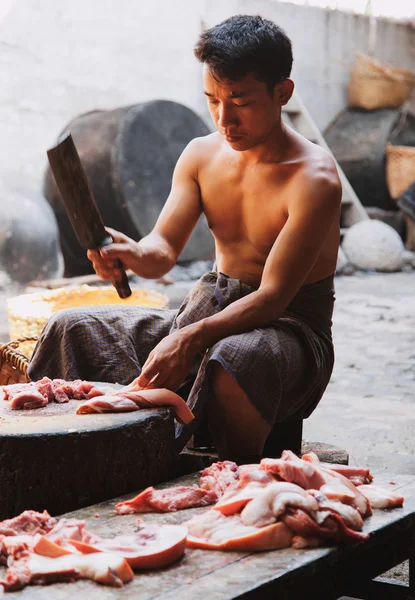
[185,132,222,160]
[290,140,342,208]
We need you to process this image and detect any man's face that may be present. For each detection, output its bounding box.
[203,65,281,152]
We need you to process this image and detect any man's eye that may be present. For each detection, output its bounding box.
[234,103,250,108]
[208,99,219,105]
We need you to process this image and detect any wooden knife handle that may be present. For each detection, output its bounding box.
[100,236,132,299]
[112,260,132,299]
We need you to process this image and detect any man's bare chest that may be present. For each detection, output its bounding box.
[199,165,289,254]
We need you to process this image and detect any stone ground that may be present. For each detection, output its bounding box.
[0,270,414,592]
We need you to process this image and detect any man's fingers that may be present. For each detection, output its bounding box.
[137,360,159,388]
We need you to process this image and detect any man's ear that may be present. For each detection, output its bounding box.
[275,79,294,106]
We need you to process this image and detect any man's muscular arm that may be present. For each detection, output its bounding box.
[88,139,203,280]
[136,170,341,390]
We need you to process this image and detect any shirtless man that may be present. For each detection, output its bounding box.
[29,15,341,462]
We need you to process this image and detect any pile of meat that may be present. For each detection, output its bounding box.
[0,452,404,593]
[0,510,187,592]
[1,378,103,410]
[116,452,404,552]
[1,380,195,424]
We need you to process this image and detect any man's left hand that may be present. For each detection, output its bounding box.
[134,329,202,392]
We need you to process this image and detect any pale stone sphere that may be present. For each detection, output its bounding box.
[342,220,404,272]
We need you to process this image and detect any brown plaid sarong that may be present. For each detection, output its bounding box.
[28,271,335,450]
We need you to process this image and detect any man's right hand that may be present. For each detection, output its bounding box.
[87,227,141,281]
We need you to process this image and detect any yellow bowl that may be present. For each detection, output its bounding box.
[7,285,169,358]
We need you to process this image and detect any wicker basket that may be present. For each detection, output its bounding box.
[0,337,34,385]
[386,143,415,200]
[348,53,415,110]
[7,285,169,359]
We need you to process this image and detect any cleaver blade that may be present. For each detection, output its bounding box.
[47,131,132,299]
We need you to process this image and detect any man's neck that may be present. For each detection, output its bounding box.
[238,119,292,165]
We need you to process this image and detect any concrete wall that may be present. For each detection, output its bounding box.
[0,0,414,206]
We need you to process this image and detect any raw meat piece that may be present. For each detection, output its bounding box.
[261,451,371,517]
[214,469,276,516]
[307,490,364,530]
[260,454,327,490]
[301,453,373,485]
[70,524,188,570]
[33,378,55,403]
[1,535,35,561]
[33,536,73,558]
[0,511,56,538]
[116,486,218,515]
[357,485,404,509]
[46,518,100,547]
[76,396,139,414]
[200,461,240,496]
[1,383,37,401]
[0,552,134,592]
[116,388,195,425]
[9,390,48,410]
[186,510,293,551]
[240,482,319,528]
[281,507,369,544]
[1,378,104,409]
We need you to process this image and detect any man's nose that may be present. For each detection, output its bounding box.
[217,105,237,128]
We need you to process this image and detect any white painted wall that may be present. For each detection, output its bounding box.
[0,0,413,204]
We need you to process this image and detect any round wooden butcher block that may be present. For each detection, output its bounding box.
[0,383,176,521]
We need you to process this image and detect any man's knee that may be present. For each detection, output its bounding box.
[210,361,242,400]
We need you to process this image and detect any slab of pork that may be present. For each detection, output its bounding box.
[357,485,404,509]
[1,552,133,592]
[116,486,218,515]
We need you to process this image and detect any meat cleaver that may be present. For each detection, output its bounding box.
[47,131,132,299]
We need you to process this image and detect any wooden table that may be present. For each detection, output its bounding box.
[3,471,414,600]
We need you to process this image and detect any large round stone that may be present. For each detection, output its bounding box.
[0,191,61,284]
[342,220,404,272]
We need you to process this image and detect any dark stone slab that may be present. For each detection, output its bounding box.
[324,108,415,212]
[0,382,176,520]
[114,100,214,263]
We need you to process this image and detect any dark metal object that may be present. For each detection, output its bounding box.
[47,131,131,298]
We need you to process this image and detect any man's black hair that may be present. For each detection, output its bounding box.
[194,14,293,93]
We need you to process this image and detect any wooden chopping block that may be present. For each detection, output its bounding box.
[0,383,176,520]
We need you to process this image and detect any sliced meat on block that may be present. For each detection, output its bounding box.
[260,453,327,490]
[308,490,364,531]
[70,524,188,570]
[116,486,218,515]
[0,552,134,592]
[46,518,100,547]
[0,511,56,539]
[199,461,240,496]
[357,485,404,509]
[261,451,372,518]
[9,390,48,410]
[1,383,37,401]
[1,378,104,409]
[33,536,74,558]
[281,507,369,544]
[1,535,35,561]
[116,388,195,425]
[76,396,139,415]
[186,509,293,552]
[301,452,373,485]
[240,483,319,528]
[214,468,276,515]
